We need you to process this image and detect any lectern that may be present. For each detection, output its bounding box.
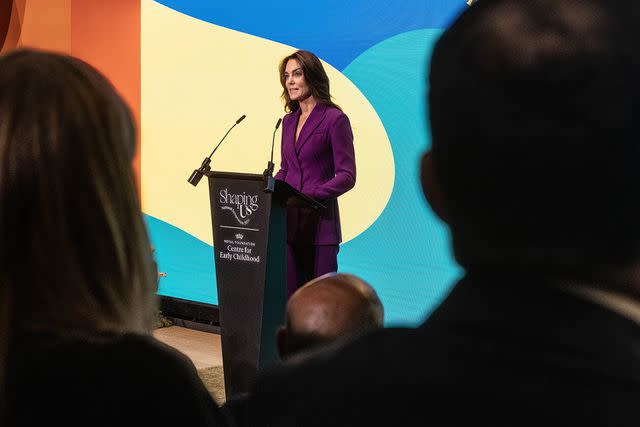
[206,171,322,397]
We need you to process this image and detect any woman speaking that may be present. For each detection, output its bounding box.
[274,50,356,298]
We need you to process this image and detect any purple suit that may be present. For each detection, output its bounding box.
[274,103,356,296]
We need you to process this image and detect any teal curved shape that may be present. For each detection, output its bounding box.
[339,29,462,325]
[147,29,462,326]
[146,214,218,305]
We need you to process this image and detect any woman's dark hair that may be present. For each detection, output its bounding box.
[279,50,341,113]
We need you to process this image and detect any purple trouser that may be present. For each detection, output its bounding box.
[286,243,339,299]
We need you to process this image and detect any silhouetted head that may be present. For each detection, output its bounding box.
[277,273,383,359]
[422,0,635,290]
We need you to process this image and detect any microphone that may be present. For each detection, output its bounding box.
[263,118,282,192]
[187,114,246,187]
[263,118,282,177]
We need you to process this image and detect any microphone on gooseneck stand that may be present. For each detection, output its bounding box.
[263,118,282,177]
[263,118,282,192]
[187,114,246,187]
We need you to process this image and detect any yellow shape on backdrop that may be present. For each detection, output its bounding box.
[141,0,394,245]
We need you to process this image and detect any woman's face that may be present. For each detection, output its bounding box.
[284,59,311,102]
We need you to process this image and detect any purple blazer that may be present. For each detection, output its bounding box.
[274,103,356,245]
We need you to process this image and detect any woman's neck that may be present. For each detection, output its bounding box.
[298,96,317,116]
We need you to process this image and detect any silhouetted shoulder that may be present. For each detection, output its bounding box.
[8,333,227,427]
[237,327,421,426]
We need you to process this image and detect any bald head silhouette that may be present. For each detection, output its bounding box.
[277,273,383,360]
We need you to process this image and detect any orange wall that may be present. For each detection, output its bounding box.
[70,0,141,189]
[0,0,141,189]
[19,0,71,52]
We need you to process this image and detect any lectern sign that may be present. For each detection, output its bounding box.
[214,183,269,265]
[216,188,262,263]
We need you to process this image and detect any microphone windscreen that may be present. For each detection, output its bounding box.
[236,114,246,124]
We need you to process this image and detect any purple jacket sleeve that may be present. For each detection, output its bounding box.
[307,113,356,200]
[274,121,288,181]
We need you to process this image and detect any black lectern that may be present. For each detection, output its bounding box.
[206,171,322,397]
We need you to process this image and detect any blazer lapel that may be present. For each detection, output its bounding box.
[285,109,301,158]
[295,103,327,154]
